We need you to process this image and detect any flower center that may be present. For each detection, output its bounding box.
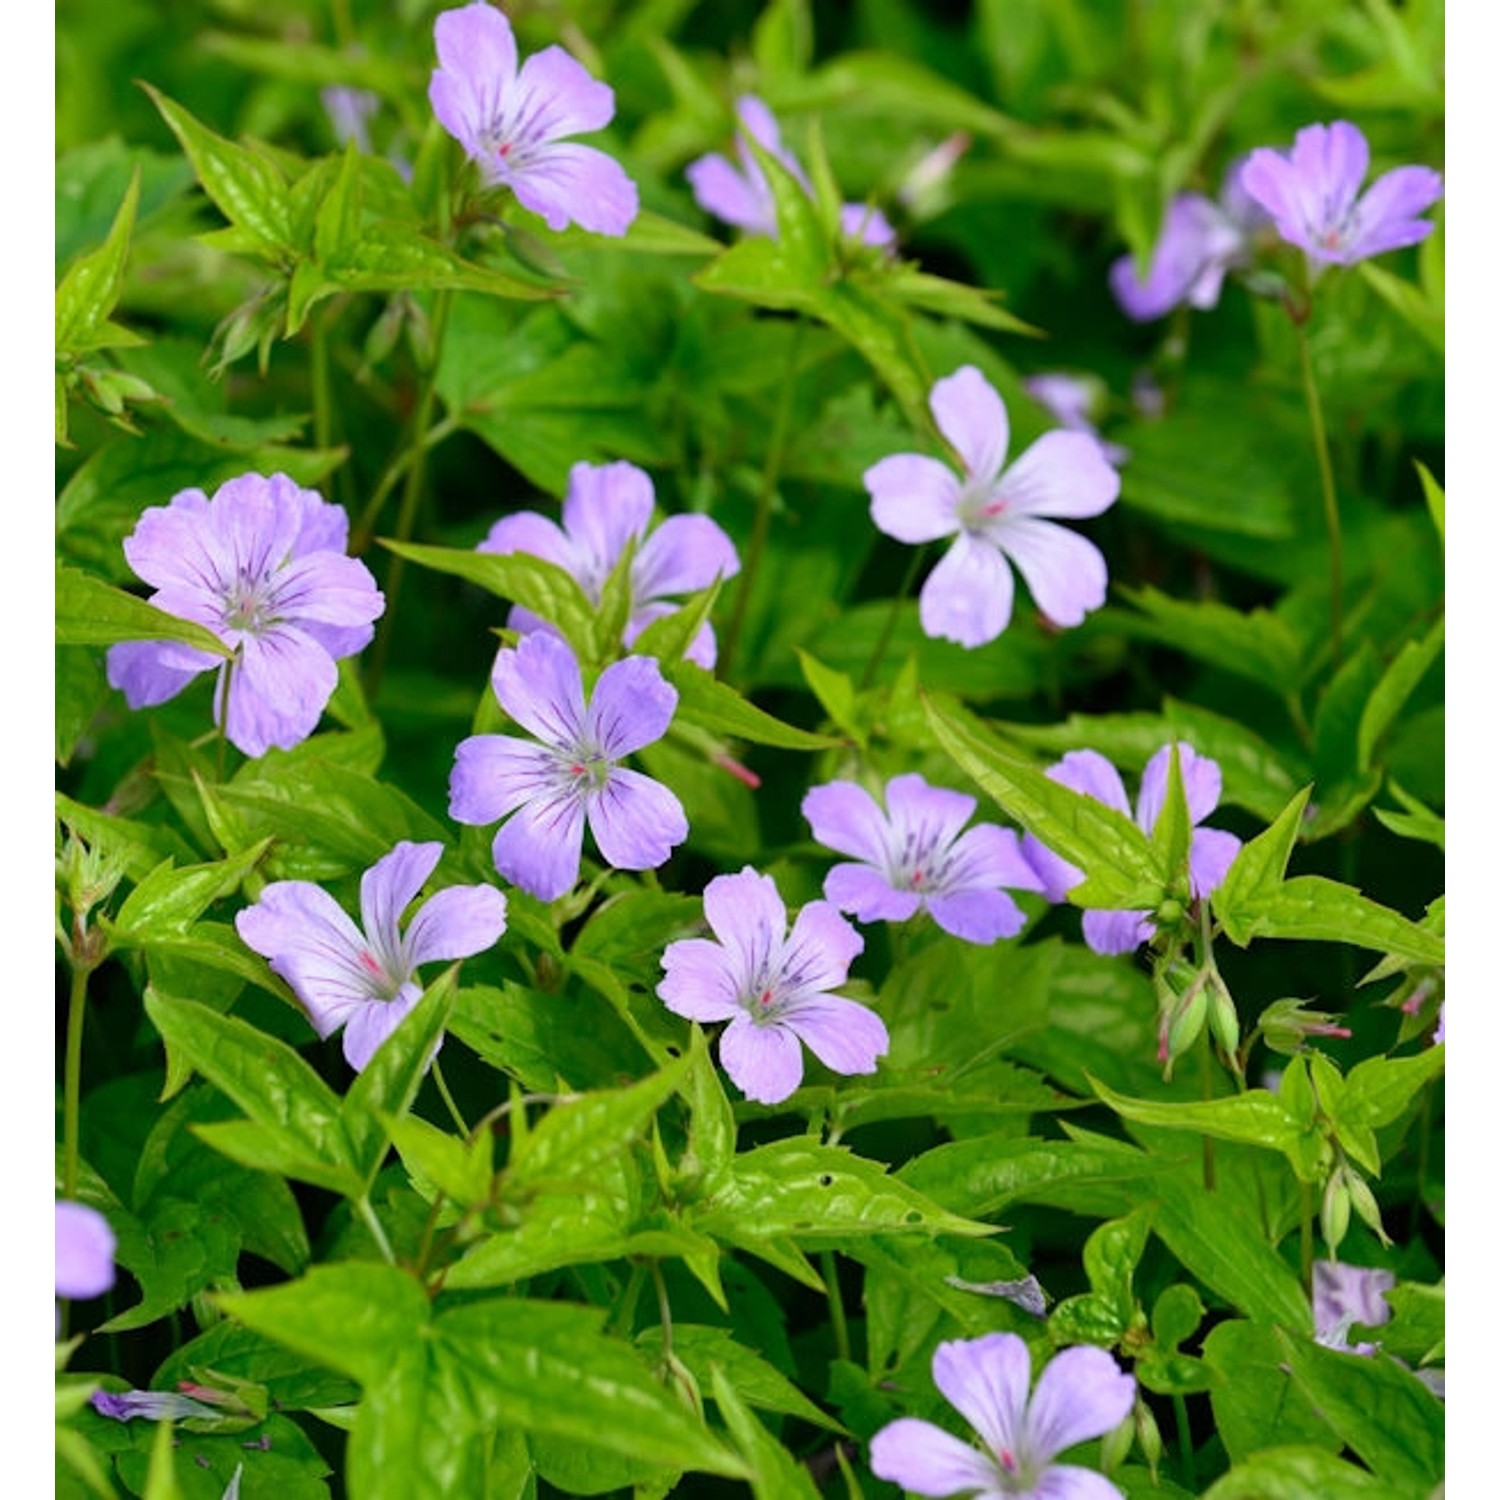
[892,825,952,896]
[956,477,1008,534]
[356,948,408,1003]
[221,575,277,635]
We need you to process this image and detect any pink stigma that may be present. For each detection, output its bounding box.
[982,498,1008,518]
[758,989,774,1008]
[911,868,925,888]
[357,950,384,978]
[998,1447,1017,1472]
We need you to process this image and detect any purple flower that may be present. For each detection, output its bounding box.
[480,460,740,669]
[802,773,1045,944]
[449,632,688,902]
[1021,745,1242,956]
[1313,1260,1395,1356]
[686,95,895,249]
[1109,164,1266,322]
[56,1201,115,1302]
[1241,120,1442,266]
[91,1388,221,1423]
[1024,373,1129,468]
[865,365,1120,648]
[321,85,379,153]
[657,867,886,1105]
[870,1333,1135,1500]
[106,473,384,759]
[235,841,506,1071]
[428,1,638,237]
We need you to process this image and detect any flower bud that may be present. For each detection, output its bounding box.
[1321,1169,1351,1256]
[1098,1406,1135,1473]
[1259,997,1352,1056]
[1206,970,1241,1059]
[1345,1170,1391,1246]
[1135,1397,1164,1477]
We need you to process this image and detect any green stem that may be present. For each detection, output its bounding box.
[650,1260,674,1365]
[349,412,462,556]
[329,0,355,48]
[311,304,335,453]
[719,317,804,678]
[356,1194,397,1266]
[366,288,455,699]
[1299,1181,1315,1293]
[1171,1392,1197,1493]
[1197,1033,1217,1192]
[1294,315,1343,667]
[215,656,237,783]
[607,1262,648,1338]
[859,543,928,691]
[431,1057,469,1136]
[63,961,90,1201]
[821,1251,852,1364]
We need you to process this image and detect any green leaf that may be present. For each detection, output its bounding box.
[343,968,459,1185]
[144,990,361,1197]
[637,1326,842,1435]
[695,1139,994,1246]
[110,841,271,946]
[1414,460,1444,544]
[709,1367,822,1500]
[1199,1446,1402,1499]
[55,563,232,658]
[141,86,294,256]
[923,693,1166,907]
[506,1052,690,1195]
[1335,1048,1445,1133]
[1148,743,1193,895]
[1116,586,1305,694]
[667,662,837,750]
[1277,1332,1444,1493]
[387,1113,493,1209]
[1089,1075,1324,1183]
[56,168,142,355]
[380,539,599,662]
[1359,261,1443,355]
[1202,1321,1340,1464]
[1356,618,1444,772]
[880,267,1041,337]
[740,130,832,286]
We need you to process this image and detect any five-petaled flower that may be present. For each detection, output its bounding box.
[1109,161,1267,323]
[1240,120,1442,267]
[449,632,688,901]
[106,472,384,759]
[686,94,895,249]
[657,866,886,1105]
[236,841,507,1072]
[1020,745,1242,956]
[865,365,1120,648]
[428,1,638,236]
[802,773,1044,944]
[1312,1259,1395,1356]
[480,460,740,669]
[56,1201,116,1303]
[870,1332,1135,1500]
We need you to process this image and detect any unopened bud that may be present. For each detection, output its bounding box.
[1260,997,1353,1056]
[1098,1407,1134,1472]
[1206,971,1240,1058]
[1158,984,1208,1078]
[1321,1170,1351,1256]
[1345,1170,1391,1246]
[1135,1397,1163,1477]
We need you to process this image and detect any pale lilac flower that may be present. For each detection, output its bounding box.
[686,95,895,249]
[870,1333,1135,1500]
[236,841,506,1072]
[865,366,1120,648]
[1434,1001,1445,1045]
[91,1388,221,1423]
[1313,1260,1395,1356]
[106,473,384,759]
[56,1201,115,1302]
[1021,745,1242,956]
[657,867,885,1105]
[428,1,638,236]
[1109,164,1266,322]
[1241,121,1442,266]
[802,773,1045,944]
[321,86,379,152]
[449,632,687,901]
[480,460,740,669]
[898,132,972,216]
[1024,373,1129,467]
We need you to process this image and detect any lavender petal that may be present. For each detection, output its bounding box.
[919,532,1016,648]
[718,1014,805,1104]
[869,1417,1002,1497]
[587,766,688,872]
[930,365,1009,484]
[1025,1345,1136,1462]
